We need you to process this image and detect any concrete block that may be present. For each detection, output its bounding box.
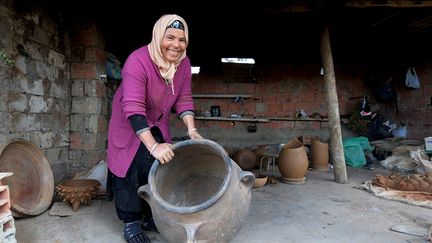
[19,78,44,96]
[0,213,15,243]
[29,95,48,113]
[70,114,85,132]
[86,115,98,133]
[48,50,65,69]
[45,148,68,165]
[50,82,66,98]
[30,131,55,149]
[36,61,58,81]
[11,113,39,132]
[71,97,101,114]
[71,80,84,97]
[7,93,27,112]
[14,55,26,74]
[84,80,97,97]
[82,150,106,169]
[68,149,83,168]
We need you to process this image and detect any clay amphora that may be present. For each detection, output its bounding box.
[138,139,255,243]
[310,139,329,171]
[277,138,308,184]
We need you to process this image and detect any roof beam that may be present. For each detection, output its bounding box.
[346,0,432,8]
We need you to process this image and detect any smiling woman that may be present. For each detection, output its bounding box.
[106,14,203,243]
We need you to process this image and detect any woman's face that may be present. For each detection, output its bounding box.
[161,28,187,63]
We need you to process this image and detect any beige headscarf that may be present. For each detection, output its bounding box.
[148,14,189,81]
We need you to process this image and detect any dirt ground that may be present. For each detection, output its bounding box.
[14,164,432,243]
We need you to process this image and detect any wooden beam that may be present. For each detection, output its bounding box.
[346,0,432,8]
[320,24,348,184]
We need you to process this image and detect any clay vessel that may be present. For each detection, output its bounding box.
[0,140,54,217]
[56,179,100,211]
[310,139,329,171]
[138,139,255,243]
[253,174,268,188]
[232,149,256,171]
[278,138,308,184]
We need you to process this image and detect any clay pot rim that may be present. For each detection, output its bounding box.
[57,179,101,190]
[147,139,237,214]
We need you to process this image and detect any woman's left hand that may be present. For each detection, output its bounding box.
[188,130,203,140]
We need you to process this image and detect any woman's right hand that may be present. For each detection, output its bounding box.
[151,143,174,164]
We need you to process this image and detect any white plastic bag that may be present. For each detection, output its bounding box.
[392,126,407,138]
[405,67,420,89]
[79,160,107,195]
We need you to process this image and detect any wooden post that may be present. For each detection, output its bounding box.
[320,24,347,183]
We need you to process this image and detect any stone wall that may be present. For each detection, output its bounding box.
[0,1,71,182]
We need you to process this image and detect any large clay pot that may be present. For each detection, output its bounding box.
[278,138,308,184]
[138,139,255,243]
[232,149,256,171]
[310,139,329,171]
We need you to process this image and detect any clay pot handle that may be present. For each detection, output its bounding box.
[137,184,153,205]
[240,171,255,189]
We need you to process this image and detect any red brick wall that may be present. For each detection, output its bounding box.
[175,62,431,144]
[391,64,432,140]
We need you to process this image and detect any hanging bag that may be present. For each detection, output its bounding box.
[405,67,420,89]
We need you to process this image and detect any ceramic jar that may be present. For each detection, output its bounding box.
[310,139,329,171]
[277,138,308,184]
[138,139,255,243]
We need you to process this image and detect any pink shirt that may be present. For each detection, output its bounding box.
[107,46,194,177]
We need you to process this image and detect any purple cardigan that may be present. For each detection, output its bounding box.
[107,46,194,177]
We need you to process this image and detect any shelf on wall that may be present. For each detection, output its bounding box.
[192,94,252,99]
[195,116,269,123]
[268,117,349,123]
[268,117,329,122]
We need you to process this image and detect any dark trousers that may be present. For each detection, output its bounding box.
[108,127,164,223]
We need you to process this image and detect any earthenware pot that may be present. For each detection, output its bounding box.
[233,149,256,171]
[253,174,268,188]
[138,139,254,243]
[277,138,308,184]
[310,139,329,171]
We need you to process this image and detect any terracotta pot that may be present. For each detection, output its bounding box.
[310,139,329,171]
[278,138,308,184]
[138,139,254,243]
[253,174,268,188]
[232,149,256,171]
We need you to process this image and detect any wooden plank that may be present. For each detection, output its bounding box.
[268,117,329,122]
[320,24,347,184]
[192,94,252,99]
[195,116,269,123]
[346,0,432,8]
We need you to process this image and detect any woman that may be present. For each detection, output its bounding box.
[106,14,203,243]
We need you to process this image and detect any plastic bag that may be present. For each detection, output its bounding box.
[79,160,107,195]
[343,144,367,168]
[392,126,407,138]
[405,67,420,89]
[342,137,372,168]
[106,52,122,80]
